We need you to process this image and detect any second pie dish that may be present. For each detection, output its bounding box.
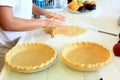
[61,42,112,71]
[5,43,57,73]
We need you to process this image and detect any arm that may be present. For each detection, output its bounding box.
[32,3,48,16]
[32,4,65,20]
[0,6,45,31]
[0,6,65,31]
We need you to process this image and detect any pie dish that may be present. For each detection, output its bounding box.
[61,42,111,71]
[5,43,57,73]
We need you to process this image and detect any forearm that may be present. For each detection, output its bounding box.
[0,6,46,31]
[32,4,49,16]
[32,4,65,20]
[1,17,45,31]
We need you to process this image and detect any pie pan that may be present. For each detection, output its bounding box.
[61,42,111,71]
[5,43,57,73]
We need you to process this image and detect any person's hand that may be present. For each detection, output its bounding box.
[44,11,66,21]
[44,18,65,28]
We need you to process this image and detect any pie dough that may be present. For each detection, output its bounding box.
[5,43,57,73]
[61,42,111,71]
[43,25,87,38]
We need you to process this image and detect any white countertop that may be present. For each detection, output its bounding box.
[1,0,120,80]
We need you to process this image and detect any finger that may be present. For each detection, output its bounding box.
[55,22,66,27]
[53,14,66,21]
[53,16,66,21]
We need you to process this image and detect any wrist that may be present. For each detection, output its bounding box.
[33,19,46,28]
[41,19,47,27]
[44,11,54,18]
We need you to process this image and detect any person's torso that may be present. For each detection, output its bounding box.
[0,0,32,42]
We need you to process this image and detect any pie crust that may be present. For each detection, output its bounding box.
[61,42,111,71]
[5,43,57,73]
[43,25,86,38]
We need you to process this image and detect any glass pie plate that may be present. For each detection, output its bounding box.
[61,42,112,71]
[5,43,57,73]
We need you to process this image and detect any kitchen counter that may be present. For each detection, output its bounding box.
[1,0,120,80]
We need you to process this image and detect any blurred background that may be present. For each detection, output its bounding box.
[32,0,70,9]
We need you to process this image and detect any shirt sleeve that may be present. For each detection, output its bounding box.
[0,0,16,7]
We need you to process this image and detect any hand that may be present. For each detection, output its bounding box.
[44,18,65,28]
[44,11,66,21]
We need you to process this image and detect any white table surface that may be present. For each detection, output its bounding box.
[1,0,120,80]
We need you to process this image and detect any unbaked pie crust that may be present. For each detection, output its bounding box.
[5,43,57,73]
[43,25,86,38]
[61,42,111,71]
